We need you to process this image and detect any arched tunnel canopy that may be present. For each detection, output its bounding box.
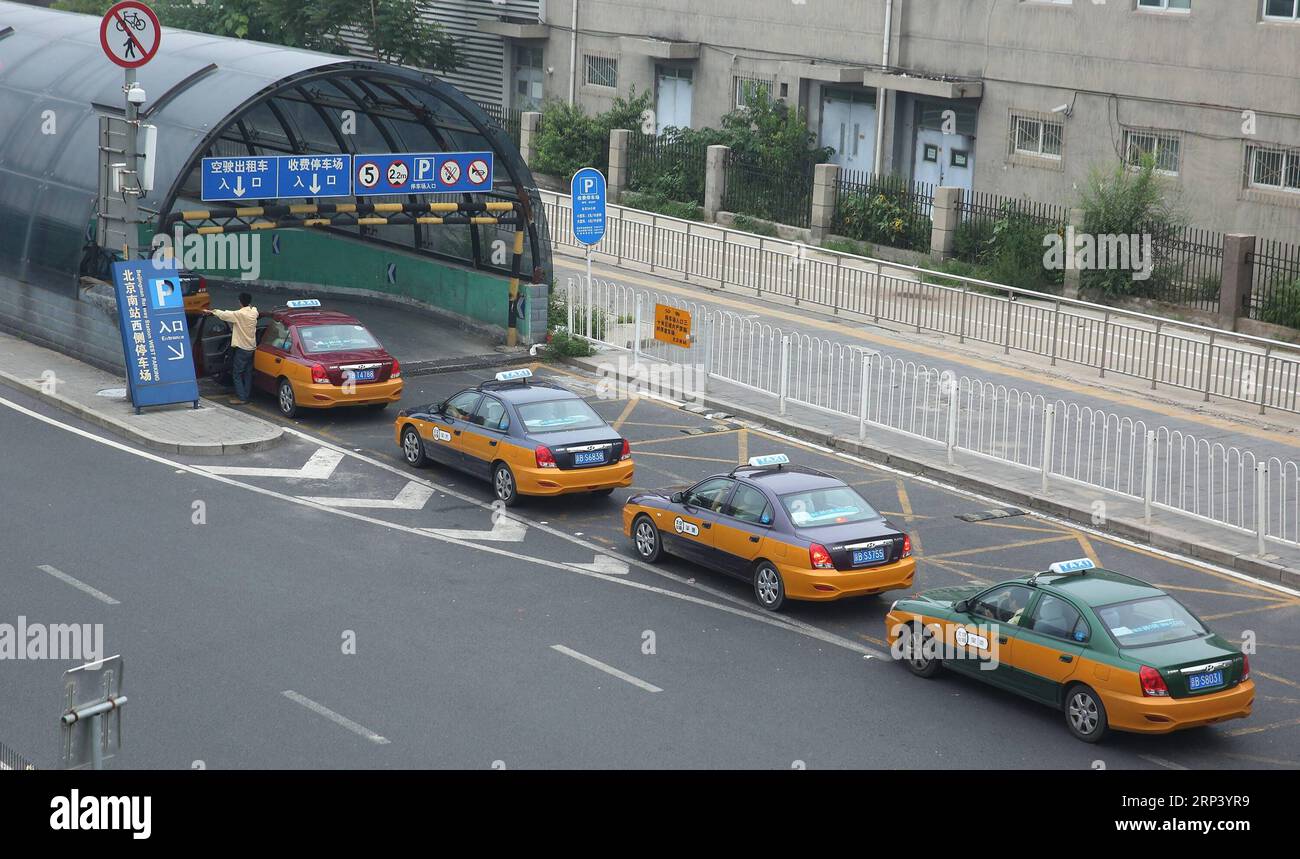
[0,1,551,292]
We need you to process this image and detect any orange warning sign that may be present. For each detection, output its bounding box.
[653,304,692,348]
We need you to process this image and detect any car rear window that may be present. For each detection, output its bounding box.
[1096,595,1206,648]
[778,486,878,527]
[297,324,380,354]
[516,398,605,432]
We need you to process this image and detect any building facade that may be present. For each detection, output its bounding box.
[458,0,1299,242]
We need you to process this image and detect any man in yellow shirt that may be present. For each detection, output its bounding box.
[203,292,258,404]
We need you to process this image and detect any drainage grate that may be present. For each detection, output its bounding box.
[956,507,1028,523]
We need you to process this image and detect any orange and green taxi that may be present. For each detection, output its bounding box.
[885,558,1254,742]
[624,454,915,611]
[394,368,633,505]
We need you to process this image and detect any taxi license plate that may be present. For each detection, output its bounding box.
[1188,670,1224,691]
[852,547,887,566]
[352,369,376,382]
[574,451,605,466]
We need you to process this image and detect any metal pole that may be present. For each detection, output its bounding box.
[632,293,642,365]
[1149,320,1162,390]
[1258,346,1273,415]
[779,335,790,416]
[123,68,140,261]
[568,0,579,106]
[957,286,967,344]
[1002,291,1012,354]
[650,214,658,272]
[700,311,714,394]
[91,713,103,771]
[1202,331,1216,402]
[858,352,870,441]
[1049,299,1060,367]
[1143,430,1156,523]
[1040,403,1056,493]
[567,277,575,334]
[946,381,958,465]
[1255,461,1268,557]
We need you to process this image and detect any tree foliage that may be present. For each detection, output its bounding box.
[533,88,652,182]
[1077,158,1183,300]
[51,0,459,70]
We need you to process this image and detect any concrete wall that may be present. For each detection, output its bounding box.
[537,0,1300,242]
[0,276,125,374]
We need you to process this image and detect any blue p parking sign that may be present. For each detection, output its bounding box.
[571,167,607,246]
[111,258,199,412]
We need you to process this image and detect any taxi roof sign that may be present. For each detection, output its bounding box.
[286,299,321,308]
[748,453,790,468]
[495,368,533,382]
[1049,558,1096,574]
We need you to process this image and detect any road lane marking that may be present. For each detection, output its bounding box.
[1224,716,1300,737]
[550,645,662,692]
[425,515,528,542]
[1200,600,1297,622]
[0,394,877,659]
[37,565,119,605]
[281,690,390,744]
[1257,671,1300,690]
[1074,533,1101,567]
[198,447,343,479]
[300,480,433,509]
[1138,754,1189,770]
[612,397,639,431]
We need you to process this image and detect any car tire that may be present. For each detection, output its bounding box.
[1065,684,1109,743]
[277,378,298,418]
[753,561,786,612]
[493,462,519,507]
[401,426,428,468]
[631,514,663,563]
[899,622,942,678]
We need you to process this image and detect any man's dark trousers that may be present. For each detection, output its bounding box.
[231,347,254,401]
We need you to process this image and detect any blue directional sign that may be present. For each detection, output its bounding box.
[353,151,494,196]
[111,258,199,412]
[571,167,607,246]
[201,155,353,202]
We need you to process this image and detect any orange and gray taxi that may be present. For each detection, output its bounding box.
[885,558,1254,742]
[623,454,915,610]
[394,368,633,505]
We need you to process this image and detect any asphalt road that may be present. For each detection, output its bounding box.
[2,363,1298,770]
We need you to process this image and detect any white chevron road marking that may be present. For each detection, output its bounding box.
[569,554,630,576]
[299,480,434,510]
[424,514,528,542]
[197,447,344,480]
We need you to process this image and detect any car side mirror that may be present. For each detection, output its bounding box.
[670,491,683,504]
[954,599,969,614]
[434,401,446,415]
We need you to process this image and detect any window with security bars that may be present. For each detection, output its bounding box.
[1264,0,1299,21]
[1123,129,1181,175]
[734,76,772,109]
[1247,144,1300,194]
[584,55,618,89]
[1010,113,1063,160]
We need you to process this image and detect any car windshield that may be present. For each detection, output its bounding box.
[778,485,878,527]
[297,324,380,354]
[516,398,605,432]
[1096,595,1207,648]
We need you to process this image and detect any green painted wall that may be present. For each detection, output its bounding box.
[146,225,528,339]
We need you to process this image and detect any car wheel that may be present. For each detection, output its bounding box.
[493,462,519,507]
[632,515,662,562]
[753,561,786,611]
[1065,684,1109,743]
[898,622,942,678]
[401,426,428,468]
[277,378,298,418]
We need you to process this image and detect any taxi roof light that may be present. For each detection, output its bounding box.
[286,299,321,308]
[747,453,790,468]
[495,367,533,383]
[1029,557,1095,585]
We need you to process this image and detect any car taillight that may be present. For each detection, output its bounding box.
[310,363,329,384]
[535,446,556,468]
[619,438,631,461]
[197,277,207,293]
[902,534,912,558]
[1139,665,1170,697]
[390,358,401,379]
[1241,654,1250,682]
[809,543,834,570]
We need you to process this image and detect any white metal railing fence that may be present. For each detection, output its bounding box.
[542,189,1300,415]
[559,276,1300,553]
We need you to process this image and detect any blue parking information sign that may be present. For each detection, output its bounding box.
[571,167,606,246]
[111,258,200,412]
[201,155,353,202]
[279,155,351,198]
[353,151,494,196]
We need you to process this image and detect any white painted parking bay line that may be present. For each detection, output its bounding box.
[1138,754,1190,771]
[550,645,663,693]
[37,565,119,605]
[281,690,390,745]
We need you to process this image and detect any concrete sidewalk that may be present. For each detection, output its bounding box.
[0,330,282,455]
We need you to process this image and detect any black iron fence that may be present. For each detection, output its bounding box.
[955,190,1068,264]
[723,156,816,229]
[1251,237,1300,328]
[475,101,522,147]
[832,169,935,252]
[626,133,709,205]
[1143,223,1225,311]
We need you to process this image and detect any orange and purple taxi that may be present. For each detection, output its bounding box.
[885,558,1254,742]
[623,454,915,610]
[394,368,634,505]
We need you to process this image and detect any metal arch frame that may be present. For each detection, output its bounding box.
[153,62,547,282]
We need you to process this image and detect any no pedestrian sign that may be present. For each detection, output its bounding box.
[100,1,161,69]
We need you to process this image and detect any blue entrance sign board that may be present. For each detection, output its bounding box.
[111,258,200,412]
[570,167,606,246]
[353,151,494,196]
[201,155,353,202]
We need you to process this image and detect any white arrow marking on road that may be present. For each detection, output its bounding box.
[196,447,343,479]
[309,174,321,194]
[299,480,433,510]
[233,175,246,198]
[568,554,629,576]
[424,514,527,542]
[550,645,662,693]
